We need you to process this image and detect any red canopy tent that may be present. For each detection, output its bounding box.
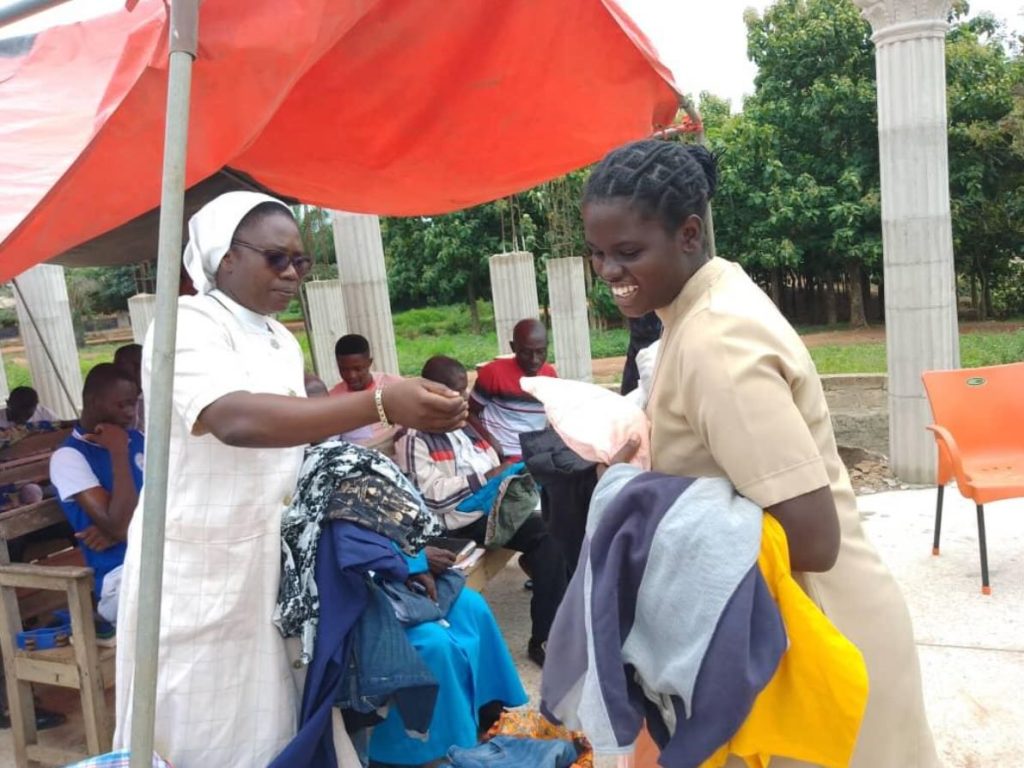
[0,0,678,280]
[0,1,678,762]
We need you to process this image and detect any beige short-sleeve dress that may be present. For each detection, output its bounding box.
[646,258,939,767]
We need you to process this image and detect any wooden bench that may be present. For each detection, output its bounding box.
[0,499,67,552]
[0,428,72,464]
[463,548,517,592]
[0,497,113,768]
[0,454,53,488]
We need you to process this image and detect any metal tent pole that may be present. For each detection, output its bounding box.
[129,2,198,766]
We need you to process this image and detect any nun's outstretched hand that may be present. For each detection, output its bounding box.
[381,378,468,433]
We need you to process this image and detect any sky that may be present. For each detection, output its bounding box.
[1,0,1022,110]
[618,0,1023,108]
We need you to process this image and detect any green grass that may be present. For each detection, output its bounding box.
[4,342,123,391]
[588,328,629,359]
[960,329,1024,368]
[809,343,888,374]
[294,326,630,377]
[7,305,1020,389]
[809,328,1024,375]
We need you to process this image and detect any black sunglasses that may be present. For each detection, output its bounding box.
[231,239,312,277]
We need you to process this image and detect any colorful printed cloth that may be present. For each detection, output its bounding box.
[65,751,172,767]
[0,420,62,451]
[486,710,593,768]
[274,439,441,664]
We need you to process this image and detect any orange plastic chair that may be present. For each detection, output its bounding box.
[922,363,1024,594]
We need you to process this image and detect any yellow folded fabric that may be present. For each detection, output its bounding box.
[702,514,869,768]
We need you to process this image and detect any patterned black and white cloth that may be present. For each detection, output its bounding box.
[274,440,442,665]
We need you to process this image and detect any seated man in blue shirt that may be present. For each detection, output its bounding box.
[49,363,144,623]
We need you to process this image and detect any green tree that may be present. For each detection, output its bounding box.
[383,191,556,333]
[739,0,881,327]
[946,13,1024,319]
[383,206,504,333]
[293,206,338,281]
[60,266,138,346]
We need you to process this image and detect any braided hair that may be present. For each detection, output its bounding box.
[583,140,717,235]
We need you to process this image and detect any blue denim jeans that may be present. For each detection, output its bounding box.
[336,579,438,736]
[447,736,578,768]
[377,570,464,626]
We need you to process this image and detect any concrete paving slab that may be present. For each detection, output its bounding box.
[918,644,1024,767]
[859,488,1024,651]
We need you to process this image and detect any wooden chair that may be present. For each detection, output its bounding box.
[0,564,114,768]
[0,499,79,624]
[0,498,114,767]
[922,362,1024,594]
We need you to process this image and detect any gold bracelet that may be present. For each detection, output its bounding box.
[374,386,392,428]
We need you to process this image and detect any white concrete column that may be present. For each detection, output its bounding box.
[331,212,400,375]
[489,252,540,355]
[12,265,83,418]
[127,293,156,345]
[854,0,959,483]
[547,257,592,381]
[0,348,9,401]
[304,280,349,389]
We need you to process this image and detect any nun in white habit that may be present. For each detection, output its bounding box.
[114,192,466,767]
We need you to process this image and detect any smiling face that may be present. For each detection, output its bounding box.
[583,199,707,318]
[216,210,305,315]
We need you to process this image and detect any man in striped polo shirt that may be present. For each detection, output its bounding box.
[468,318,557,461]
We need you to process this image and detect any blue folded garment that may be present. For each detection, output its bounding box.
[455,462,525,514]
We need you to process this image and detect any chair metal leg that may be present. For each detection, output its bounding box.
[932,485,944,555]
[976,504,991,595]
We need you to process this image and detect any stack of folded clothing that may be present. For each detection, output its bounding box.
[542,465,869,768]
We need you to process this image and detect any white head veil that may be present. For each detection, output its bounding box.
[182,191,292,295]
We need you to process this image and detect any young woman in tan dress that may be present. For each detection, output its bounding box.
[582,140,939,767]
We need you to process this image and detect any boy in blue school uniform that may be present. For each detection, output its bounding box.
[49,363,144,623]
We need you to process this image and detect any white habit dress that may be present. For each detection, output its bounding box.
[114,290,308,767]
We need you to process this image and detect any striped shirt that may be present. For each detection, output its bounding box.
[470,357,557,459]
[395,425,498,530]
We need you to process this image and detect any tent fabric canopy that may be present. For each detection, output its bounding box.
[48,168,294,269]
[0,0,679,280]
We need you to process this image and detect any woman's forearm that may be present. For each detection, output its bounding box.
[198,390,377,447]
